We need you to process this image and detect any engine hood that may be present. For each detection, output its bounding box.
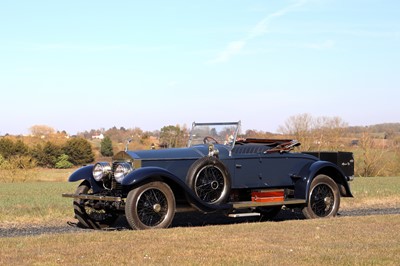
[113,146,209,162]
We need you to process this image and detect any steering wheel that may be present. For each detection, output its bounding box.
[203,136,219,144]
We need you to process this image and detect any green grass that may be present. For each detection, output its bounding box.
[0,182,76,226]
[350,176,400,197]
[341,176,400,209]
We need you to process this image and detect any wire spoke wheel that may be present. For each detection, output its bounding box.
[125,181,175,230]
[195,165,225,203]
[302,174,340,219]
[136,188,169,227]
[310,184,334,217]
[186,157,231,205]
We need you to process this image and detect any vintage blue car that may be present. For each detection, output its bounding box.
[63,121,354,230]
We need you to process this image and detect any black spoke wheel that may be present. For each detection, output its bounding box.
[195,165,226,202]
[73,181,118,229]
[186,157,231,205]
[125,182,175,230]
[302,175,340,219]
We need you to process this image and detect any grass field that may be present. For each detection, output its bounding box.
[0,182,76,226]
[0,215,399,265]
[0,172,399,265]
[0,168,75,183]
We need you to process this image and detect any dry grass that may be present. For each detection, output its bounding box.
[0,175,400,264]
[0,168,76,183]
[0,215,399,265]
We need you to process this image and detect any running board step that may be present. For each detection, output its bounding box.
[232,199,306,209]
[228,213,261,218]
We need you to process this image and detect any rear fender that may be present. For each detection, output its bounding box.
[294,161,353,200]
[68,165,103,192]
[122,167,232,213]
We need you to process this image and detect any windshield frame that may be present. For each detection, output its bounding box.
[187,121,241,150]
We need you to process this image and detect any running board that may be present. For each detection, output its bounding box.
[232,199,306,209]
[228,213,261,218]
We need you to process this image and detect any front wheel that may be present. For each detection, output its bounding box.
[125,181,176,230]
[302,175,340,219]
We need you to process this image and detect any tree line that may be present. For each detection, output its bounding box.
[1,115,399,176]
[0,137,94,169]
[277,113,400,177]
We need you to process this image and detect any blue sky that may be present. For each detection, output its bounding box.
[0,0,399,135]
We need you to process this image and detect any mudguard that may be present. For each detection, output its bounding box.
[68,165,103,192]
[294,160,353,200]
[121,166,232,213]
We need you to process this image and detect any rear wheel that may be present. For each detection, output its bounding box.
[302,175,340,219]
[125,181,176,230]
[73,181,118,229]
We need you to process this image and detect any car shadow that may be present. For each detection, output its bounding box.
[171,209,306,228]
[110,209,306,230]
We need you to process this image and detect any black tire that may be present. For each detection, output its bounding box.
[256,206,282,221]
[125,181,176,230]
[302,174,340,219]
[73,181,118,229]
[186,157,231,205]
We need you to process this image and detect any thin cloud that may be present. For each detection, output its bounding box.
[208,0,310,64]
[305,40,335,50]
[208,40,246,64]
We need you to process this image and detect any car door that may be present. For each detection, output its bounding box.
[258,153,313,188]
[231,154,263,188]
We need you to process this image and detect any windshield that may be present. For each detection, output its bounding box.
[188,121,241,149]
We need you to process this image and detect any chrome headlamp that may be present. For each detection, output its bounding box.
[114,162,133,183]
[92,162,112,181]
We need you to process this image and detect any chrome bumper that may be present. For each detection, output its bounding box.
[62,193,123,202]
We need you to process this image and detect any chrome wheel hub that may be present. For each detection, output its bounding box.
[153,203,162,213]
[211,181,219,190]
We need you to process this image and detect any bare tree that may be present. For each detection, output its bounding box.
[278,113,314,150]
[314,116,348,150]
[357,132,388,177]
[29,125,55,137]
[278,114,349,151]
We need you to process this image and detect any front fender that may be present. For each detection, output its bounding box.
[121,166,232,213]
[121,166,177,186]
[68,165,102,192]
[294,161,353,200]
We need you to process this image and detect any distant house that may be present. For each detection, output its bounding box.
[92,133,104,140]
